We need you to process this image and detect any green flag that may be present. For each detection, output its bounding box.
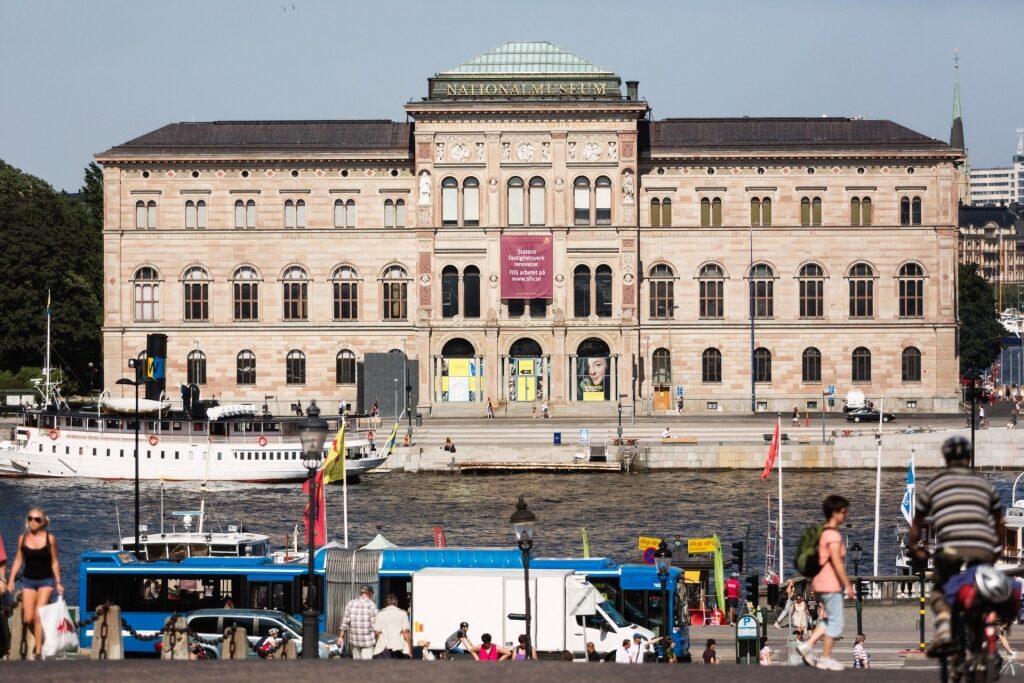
[713,533,725,621]
[581,528,590,558]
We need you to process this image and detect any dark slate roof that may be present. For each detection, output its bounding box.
[643,118,954,152]
[103,120,412,155]
[959,204,1023,230]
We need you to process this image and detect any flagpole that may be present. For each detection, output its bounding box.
[911,448,916,518]
[777,415,784,582]
[45,290,52,404]
[873,397,883,576]
[343,467,349,549]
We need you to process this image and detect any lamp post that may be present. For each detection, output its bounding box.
[963,367,982,469]
[851,541,863,636]
[617,399,623,438]
[511,495,536,658]
[297,401,328,659]
[654,540,673,662]
[116,372,153,556]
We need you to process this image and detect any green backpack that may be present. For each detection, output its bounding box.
[794,524,824,577]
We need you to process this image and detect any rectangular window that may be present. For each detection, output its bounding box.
[750,280,773,318]
[699,280,723,318]
[383,282,407,320]
[595,184,611,224]
[799,280,823,318]
[574,186,590,225]
[507,299,525,317]
[283,283,307,320]
[334,282,358,320]
[529,186,545,226]
[234,283,258,321]
[508,186,524,226]
[900,280,923,317]
[650,281,674,319]
[849,280,874,318]
[183,283,208,321]
[528,298,547,318]
[802,353,821,383]
[464,187,479,226]
[442,188,458,225]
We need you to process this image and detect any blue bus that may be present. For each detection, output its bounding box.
[80,546,689,656]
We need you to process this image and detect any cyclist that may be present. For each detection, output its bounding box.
[909,436,1005,656]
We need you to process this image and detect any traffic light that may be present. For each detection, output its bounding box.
[766,582,779,607]
[855,578,868,601]
[730,541,744,574]
[746,575,760,607]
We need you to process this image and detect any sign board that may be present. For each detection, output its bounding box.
[676,385,684,398]
[579,428,590,445]
[826,384,836,397]
[638,536,662,552]
[500,235,552,299]
[507,613,527,621]
[735,614,759,639]
[687,537,717,554]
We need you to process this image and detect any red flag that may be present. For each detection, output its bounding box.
[761,418,781,481]
[302,470,326,547]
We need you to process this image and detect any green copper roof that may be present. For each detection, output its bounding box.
[441,42,613,75]
[952,54,962,122]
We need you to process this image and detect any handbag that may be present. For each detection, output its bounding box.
[39,597,79,658]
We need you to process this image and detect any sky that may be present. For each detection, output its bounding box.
[1,0,1021,192]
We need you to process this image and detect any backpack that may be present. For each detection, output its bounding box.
[256,636,274,658]
[794,524,824,577]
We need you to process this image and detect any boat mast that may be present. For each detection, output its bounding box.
[44,289,53,406]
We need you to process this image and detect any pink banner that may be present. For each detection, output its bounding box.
[500,235,552,299]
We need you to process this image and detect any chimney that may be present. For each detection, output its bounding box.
[626,81,639,101]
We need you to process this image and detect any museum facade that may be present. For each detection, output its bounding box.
[97,42,963,416]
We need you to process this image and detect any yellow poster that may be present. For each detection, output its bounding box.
[638,536,662,551]
[518,359,534,376]
[583,390,604,402]
[449,359,470,377]
[688,537,717,554]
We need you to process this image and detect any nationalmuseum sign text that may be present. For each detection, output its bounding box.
[428,78,621,100]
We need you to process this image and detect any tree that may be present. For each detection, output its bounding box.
[958,263,1004,374]
[0,160,103,393]
[81,161,104,226]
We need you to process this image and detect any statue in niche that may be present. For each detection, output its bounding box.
[476,142,485,161]
[567,141,577,161]
[622,171,634,204]
[541,142,551,161]
[501,142,511,161]
[435,142,445,162]
[418,171,431,205]
[608,141,618,161]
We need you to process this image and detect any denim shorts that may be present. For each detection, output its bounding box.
[818,592,844,639]
[21,577,57,591]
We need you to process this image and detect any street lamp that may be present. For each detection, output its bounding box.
[654,540,673,661]
[962,367,982,469]
[116,373,154,557]
[510,495,537,659]
[297,401,328,659]
[851,541,863,636]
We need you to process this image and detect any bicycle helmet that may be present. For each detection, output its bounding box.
[974,565,1012,605]
[941,436,972,461]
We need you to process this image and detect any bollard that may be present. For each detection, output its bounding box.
[278,639,299,659]
[89,604,124,660]
[9,597,36,660]
[160,616,189,660]
[222,627,250,660]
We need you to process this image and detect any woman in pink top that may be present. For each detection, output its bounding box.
[473,633,510,661]
[796,495,855,671]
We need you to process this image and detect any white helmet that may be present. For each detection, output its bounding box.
[974,565,1012,605]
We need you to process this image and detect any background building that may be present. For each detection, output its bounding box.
[969,167,1018,206]
[98,42,963,415]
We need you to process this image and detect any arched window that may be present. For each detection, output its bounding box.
[898,263,925,318]
[573,265,591,318]
[334,199,357,228]
[441,265,459,318]
[133,266,160,321]
[651,197,672,227]
[651,198,662,228]
[232,266,259,321]
[800,197,822,226]
[851,196,872,226]
[912,196,922,225]
[331,266,359,321]
[652,348,671,386]
[196,200,207,229]
[463,178,479,226]
[136,200,146,229]
[441,177,458,225]
[187,350,206,385]
[574,177,591,225]
[595,265,612,318]
[798,263,825,318]
[596,176,612,225]
[182,267,210,321]
[236,350,256,385]
[649,264,675,319]
[848,262,875,318]
[147,201,157,229]
[284,199,305,229]
[296,199,305,228]
[234,200,245,229]
[246,199,256,229]
[286,350,306,385]
[395,199,406,228]
[282,266,309,321]
[852,347,872,382]
[749,263,775,319]
[382,265,408,320]
[336,350,356,385]
[900,197,911,226]
[902,346,922,382]
[701,197,723,226]
[508,177,524,226]
[575,338,611,401]
[658,197,671,228]
[185,200,197,229]
[802,347,822,383]
[702,348,722,383]
[712,197,722,226]
[754,347,772,383]
[464,265,481,319]
[529,177,546,226]
[284,199,296,228]
[698,264,725,319]
[750,197,772,226]
[384,199,396,228]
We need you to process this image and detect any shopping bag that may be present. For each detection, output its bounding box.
[39,597,79,658]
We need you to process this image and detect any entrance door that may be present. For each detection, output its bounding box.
[653,388,671,412]
[511,358,538,402]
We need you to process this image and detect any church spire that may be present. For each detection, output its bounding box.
[950,49,965,151]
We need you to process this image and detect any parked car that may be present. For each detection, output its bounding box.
[185,608,333,659]
[845,407,896,423]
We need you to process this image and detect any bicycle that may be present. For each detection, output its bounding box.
[938,565,1019,683]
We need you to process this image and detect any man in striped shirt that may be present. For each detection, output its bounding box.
[910,436,1005,655]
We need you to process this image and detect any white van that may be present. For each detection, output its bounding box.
[843,390,865,412]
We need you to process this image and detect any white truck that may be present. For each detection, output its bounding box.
[410,567,652,657]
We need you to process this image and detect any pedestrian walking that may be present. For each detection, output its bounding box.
[486,399,495,419]
[541,401,549,418]
[790,595,810,640]
[338,399,347,416]
[531,404,537,419]
[853,634,870,668]
[370,401,379,418]
[792,406,800,426]
[473,632,510,661]
[774,579,796,628]
[5,507,63,660]
[759,636,772,665]
[339,584,379,660]
[702,638,719,664]
[373,593,411,658]
[725,572,741,625]
[676,397,684,415]
[796,494,854,671]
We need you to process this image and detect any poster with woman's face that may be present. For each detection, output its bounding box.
[577,356,610,401]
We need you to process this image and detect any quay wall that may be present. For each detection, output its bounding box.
[387,428,1023,473]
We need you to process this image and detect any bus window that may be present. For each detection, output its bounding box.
[167,577,238,611]
[249,581,294,612]
[622,590,646,627]
[87,574,161,612]
[296,575,321,611]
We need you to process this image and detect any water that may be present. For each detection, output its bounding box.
[1,468,1019,604]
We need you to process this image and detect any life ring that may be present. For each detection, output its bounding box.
[258,436,268,447]
[48,430,58,440]
[148,435,159,446]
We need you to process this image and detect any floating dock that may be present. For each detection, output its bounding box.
[457,461,622,474]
